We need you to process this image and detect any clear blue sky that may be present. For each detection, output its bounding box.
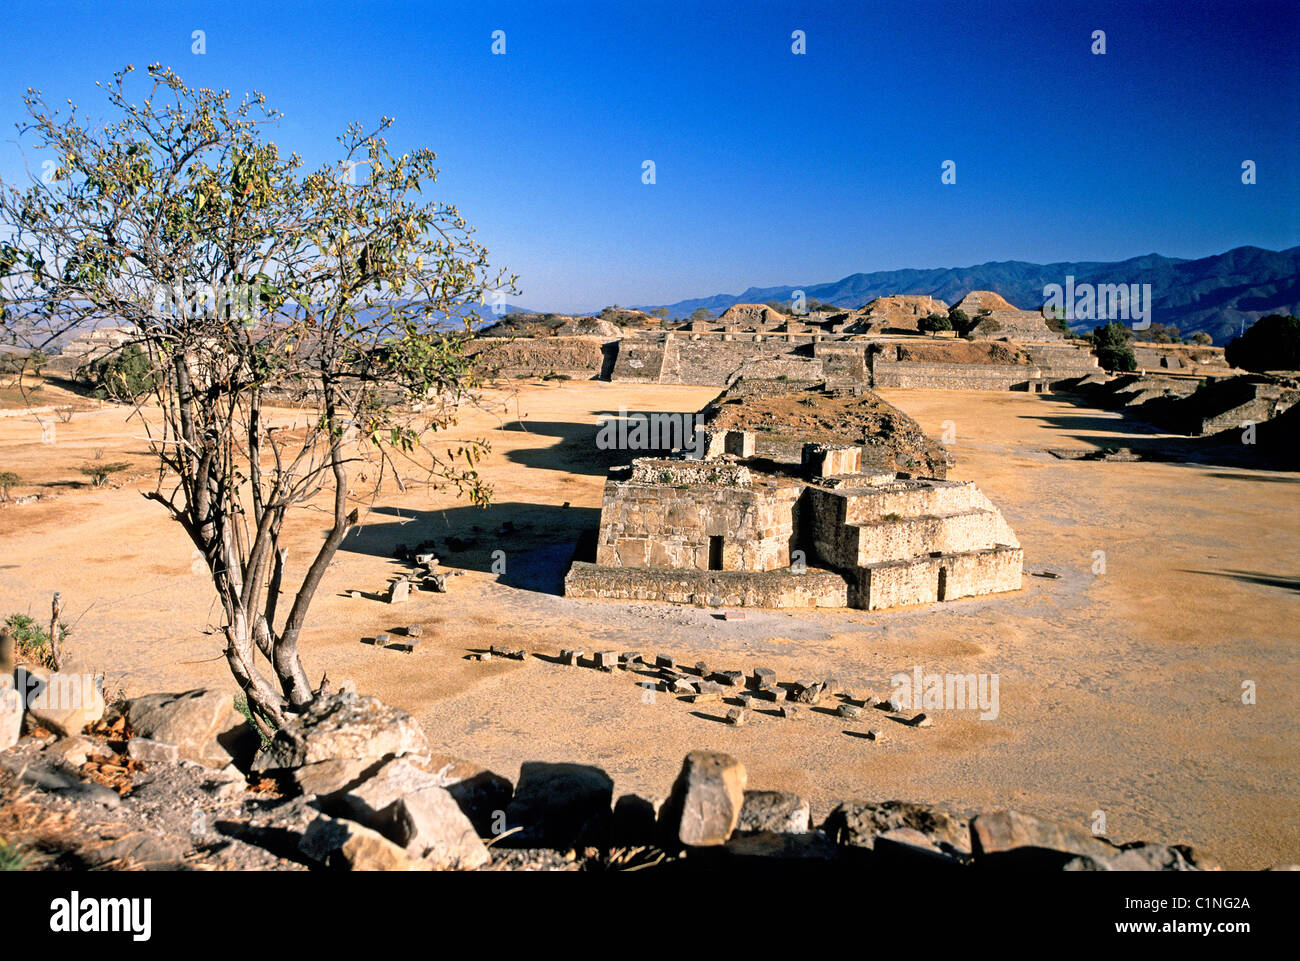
[0,0,1296,313]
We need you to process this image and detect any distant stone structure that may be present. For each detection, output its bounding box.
[50,325,137,375]
[1131,342,1230,371]
[715,303,787,328]
[566,389,1022,611]
[851,295,951,334]
[1190,377,1298,435]
[473,289,1117,387]
[953,290,1064,343]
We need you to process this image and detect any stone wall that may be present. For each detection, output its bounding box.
[1133,344,1229,371]
[872,359,1042,390]
[795,479,1021,609]
[1198,383,1298,435]
[564,562,850,608]
[470,336,605,379]
[858,545,1023,610]
[752,435,818,463]
[1021,343,1101,379]
[730,356,825,383]
[853,510,1004,565]
[628,459,752,487]
[803,487,861,572]
[659,335,805,386]
[478,325,1105,391]
[837,479,981,524]
[608,336,668,382]
[813,342,868,389]
[593,475,802,572]
[967,310,1063,343]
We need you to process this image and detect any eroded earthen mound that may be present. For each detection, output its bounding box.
[701,380,952,477]
[858,295,951,332]
[716,303,787,327]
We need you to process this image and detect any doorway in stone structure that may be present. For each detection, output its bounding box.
[708,536,724,571]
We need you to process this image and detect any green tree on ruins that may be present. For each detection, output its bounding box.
[1092,321,1137,372]
[0,65,517,729]
[89,341,162,400]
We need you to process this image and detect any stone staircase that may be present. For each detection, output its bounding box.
[808,478,1022,610]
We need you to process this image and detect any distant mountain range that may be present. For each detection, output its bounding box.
[629,246,1300,345]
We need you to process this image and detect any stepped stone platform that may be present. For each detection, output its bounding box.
[565,412,1022,611]
[954,290,1064,343]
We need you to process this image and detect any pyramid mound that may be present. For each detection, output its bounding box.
[857,295,951,332]
[557,317,622,338]
[700,380,952,478]
[717,303,786,327]
[597,309,661,329]
[953,290,1064,342]
[954,290,1019,314]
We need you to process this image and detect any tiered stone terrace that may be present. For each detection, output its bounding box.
[566,431,1022,611]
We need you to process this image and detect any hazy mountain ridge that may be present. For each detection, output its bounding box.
[636,246,1300,344]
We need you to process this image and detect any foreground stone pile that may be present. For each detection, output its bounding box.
[0,684,1290,871]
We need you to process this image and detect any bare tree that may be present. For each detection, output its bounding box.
[0,64,516,727]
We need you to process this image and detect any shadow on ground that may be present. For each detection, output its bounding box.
[1179,569,1300,594]
[500,410,697,476]
[339,502,600,596]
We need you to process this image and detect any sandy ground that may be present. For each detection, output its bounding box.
[0,379,1296,868]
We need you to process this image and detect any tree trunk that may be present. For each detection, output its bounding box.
[49,592,62,671]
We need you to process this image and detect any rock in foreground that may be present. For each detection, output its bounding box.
[659,750,748,848]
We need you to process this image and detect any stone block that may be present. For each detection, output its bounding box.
[737,791,810,834]
[0,678,22,752]
[127,738,180,763]
[17,668,105,738]
[299,815,433,871]
[124,688,258,770]
[824,800,971,855]
[388,579,410,604]
[659,751,747,848]
[971,810,1116,866]
[253,691,430,773]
